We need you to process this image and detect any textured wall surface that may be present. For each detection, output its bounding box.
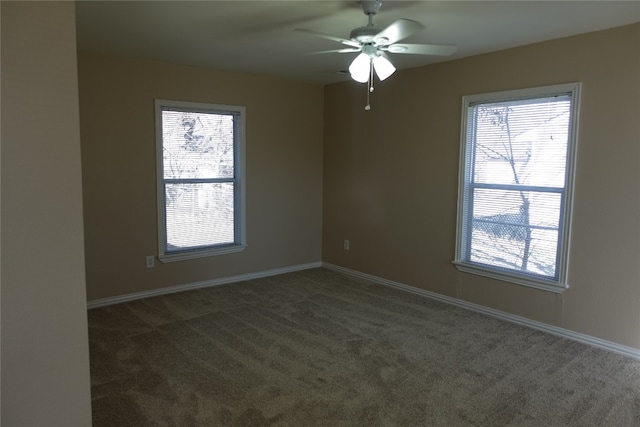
[78,52,324,301]
[1,2,92,425]
[323,24,640,348]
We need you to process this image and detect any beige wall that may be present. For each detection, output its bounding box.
[78,52,324,301]
[323,23,640,348]
[1,2,93,425]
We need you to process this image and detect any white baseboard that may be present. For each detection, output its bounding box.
[323,263,640,361]
[87,260,639,360]
[87,261,322,309]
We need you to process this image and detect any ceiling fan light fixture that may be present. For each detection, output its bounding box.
[349,52,371,83]
[297,0,457,108]
[372,55,395,80]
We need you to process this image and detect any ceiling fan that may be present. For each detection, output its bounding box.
[296,0,457,89]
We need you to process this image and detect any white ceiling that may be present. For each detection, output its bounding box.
[75,1,640,85]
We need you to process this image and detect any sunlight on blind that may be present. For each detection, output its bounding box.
[463,94,571,279]
[165,183,234,249]
[162,110,234,180]
[161,108,237,252]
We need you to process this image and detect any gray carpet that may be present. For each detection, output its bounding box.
[89,268,640,426]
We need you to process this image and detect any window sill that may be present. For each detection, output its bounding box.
[159,244,247,263]
[453,261,568,294]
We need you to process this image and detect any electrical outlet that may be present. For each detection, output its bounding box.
[146,256,155,268]
[343,240,350,251]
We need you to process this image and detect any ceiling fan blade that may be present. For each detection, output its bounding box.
[295,28,361,48]
[306,48,362,55]
[373,19,424,45]
[384,43,457,56]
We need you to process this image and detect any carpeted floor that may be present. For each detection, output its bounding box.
[88,268,640,426]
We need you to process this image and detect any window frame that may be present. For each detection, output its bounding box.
[155,99,246,263]
[454,83,581,293]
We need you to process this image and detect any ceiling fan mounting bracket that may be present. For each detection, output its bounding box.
[361,1,383,16]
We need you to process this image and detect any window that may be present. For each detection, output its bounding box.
[155,100,246,262]
[454,83,580,292]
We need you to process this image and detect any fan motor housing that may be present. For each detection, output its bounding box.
[350,26,382,43]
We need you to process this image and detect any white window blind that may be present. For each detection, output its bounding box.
[455,84,580,292]
[156,100,246,262]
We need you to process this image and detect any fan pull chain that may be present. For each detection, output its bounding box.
[369,60,375,93]
[365,60,374,111]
